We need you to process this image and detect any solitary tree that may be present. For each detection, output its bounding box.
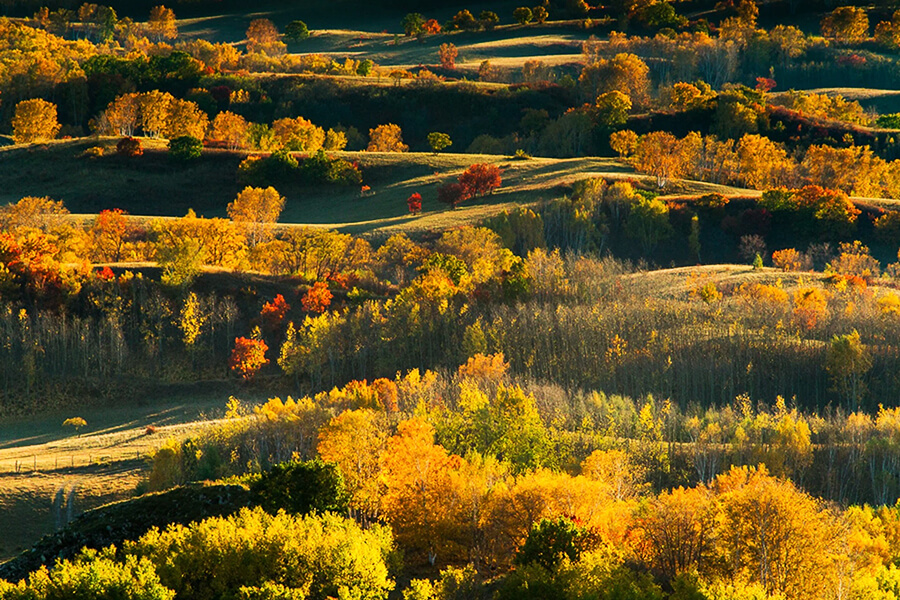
[147,5,177,41]
[284,20,310,42]
[401,12,425,36]
[367,124,408,152]
[513,7,534,24]
[427,132,452,154]
[12,99,60,144]
[439,43,458,69]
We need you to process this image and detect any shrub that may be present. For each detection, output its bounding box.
[168,135,202,161]
[117,136,143,157]
[238,149,299,186]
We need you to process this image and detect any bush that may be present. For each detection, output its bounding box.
[238,150,299,186]
[168,136,202,161]
[249,458,349,515]
[117,136,143,157]
[298,150,363,185]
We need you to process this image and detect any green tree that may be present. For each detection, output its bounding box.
[427,132,452,154]
[514,7,534,24]
[284,20,309,42]
[401,12,425,36]
[168,136,202,161]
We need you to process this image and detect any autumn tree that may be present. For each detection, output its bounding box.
[595,90,632,127]
[147,5,176,41]
[635,485,716,580]
[579,53,650,106]
[90,208,136,262]
[439,43,458,69]
[407,192,422,215]
[367,124,408,152]
[459,163,503,197]
[164,99,208,140]
[138,91,174,138]
[632,131,697,187]
[533,5,549,22]
[317,409,389,520]
[626,196,674,254]
[301,281,333,313]
[826,329,872,410]
[246,18,283,55]
[380,418,463,565]
[209,111,249,150]
[12,99,60,144]
[104,93,141,136]
[229,336,268,380]
[437,182,471,210]
[713,466,838,600]
[227,186,285,247]
[609,129,638,157]
[272,117,325,152]
[822,6,869,43]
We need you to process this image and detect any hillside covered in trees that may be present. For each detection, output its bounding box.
[6,0,900,599]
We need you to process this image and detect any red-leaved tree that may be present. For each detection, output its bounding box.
[437,182,471,209]
[260,293,290,330]
[407,192,422,215]
[459,163,502,197]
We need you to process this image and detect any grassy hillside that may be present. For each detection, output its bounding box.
[0,395,236,562]
[0,138,754,236]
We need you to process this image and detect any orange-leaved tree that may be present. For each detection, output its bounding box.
[301,281,332,313]
[229,336,269,380]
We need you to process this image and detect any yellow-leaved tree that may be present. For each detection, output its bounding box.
[227,186,285,247]
[317,408,389,522]
[12,98,60,143]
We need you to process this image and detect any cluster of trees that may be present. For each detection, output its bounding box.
[137,360,900,599]
[616,128,900,201]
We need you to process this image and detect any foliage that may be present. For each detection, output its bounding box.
[229,337,269,380]
[167,136,202,161]
[428,132,452,154]
[368,124,408,152]
[12,99,60,144]
[116,136,143,157]
[249,458,349,515]
[125,507,394,600]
